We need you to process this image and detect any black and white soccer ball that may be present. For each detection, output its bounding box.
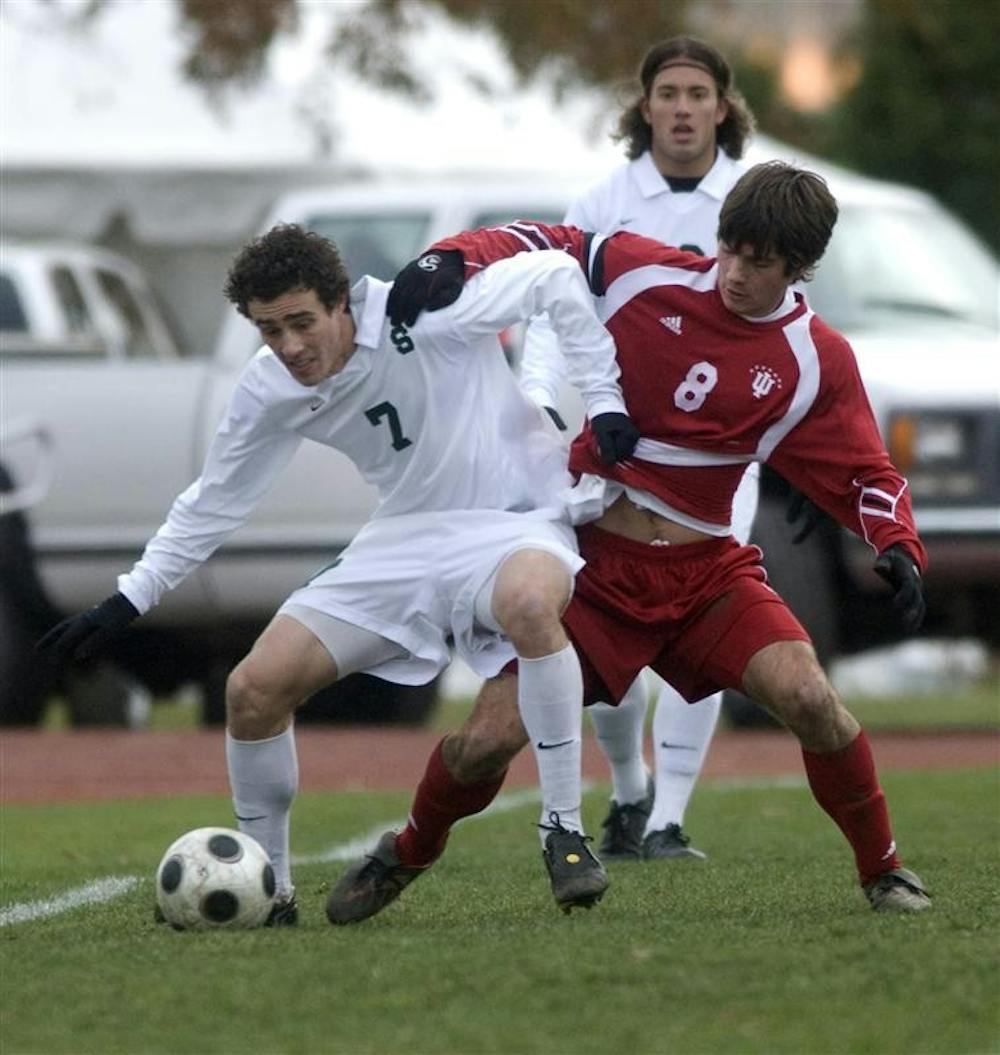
[155,827,276,930]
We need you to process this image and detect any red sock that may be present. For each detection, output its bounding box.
[395,739,506,867]
[802,730,900,886]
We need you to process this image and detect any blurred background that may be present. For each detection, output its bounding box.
[2,0,997,729]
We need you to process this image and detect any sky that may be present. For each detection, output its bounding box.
[1,0,624,174]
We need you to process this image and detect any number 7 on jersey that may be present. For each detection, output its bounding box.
[364,400,412,451]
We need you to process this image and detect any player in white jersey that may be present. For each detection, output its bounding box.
[520,36,760,862]
[39,223,640,920]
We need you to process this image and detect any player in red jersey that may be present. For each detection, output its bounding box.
[327,162,931,922]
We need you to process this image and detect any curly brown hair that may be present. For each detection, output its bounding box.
[224,223,350,318]
[717,162,838,280]
[614,36,755,161]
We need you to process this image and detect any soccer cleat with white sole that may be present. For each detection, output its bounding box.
[864,867,931,912]
[642,824,707,861]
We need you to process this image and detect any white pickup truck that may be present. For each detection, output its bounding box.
[3,160,998,725]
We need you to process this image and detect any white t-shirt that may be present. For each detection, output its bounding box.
[118,250,625,613]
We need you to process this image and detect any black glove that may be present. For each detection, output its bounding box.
[543,406,567,432]
[36,592,140,664]
[387,249,465,328]
[873,544,925,632]
[785,488,826,544]
[591,412,640,466]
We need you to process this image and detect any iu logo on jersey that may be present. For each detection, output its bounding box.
[749,364,782,400]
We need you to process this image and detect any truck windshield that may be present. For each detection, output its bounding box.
[809,202,999,333]
[306,214,432,283]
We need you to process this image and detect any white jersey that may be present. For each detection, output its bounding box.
[518,149,758,541]
[118,250,625,614]
[565,148,745,255]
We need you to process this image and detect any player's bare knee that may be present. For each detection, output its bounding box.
[772,672,843,748]
[226,662,291,739]
[491,552,571,644]
[497,587,563,641]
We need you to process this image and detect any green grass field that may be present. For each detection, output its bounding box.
[3,763,998,1054]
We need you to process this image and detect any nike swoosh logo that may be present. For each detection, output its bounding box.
[235,814,267,823]
[660,742,697,751]
[537,739,574,750]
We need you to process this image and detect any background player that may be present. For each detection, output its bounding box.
[521,35,759,862]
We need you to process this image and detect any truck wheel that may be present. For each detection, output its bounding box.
[200,669,441,727]
[723,495,841,730]
[199,662,230,726]
[0,464,60,725]
[0,587,51,724]
[63,663,151,727]
[752,497,840,660]
[297,674,440,726]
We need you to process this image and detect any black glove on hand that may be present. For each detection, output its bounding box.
[873,544,926,632]
[36,592,139,664]
[387,249,465,328]
[785,488,825,544]
[591,412,640,466]
[543,406,568,432]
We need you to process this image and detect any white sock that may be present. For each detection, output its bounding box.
[645,684,721,835]
[226,726,298,898]
[517,644,584,841]
[588,674,650,805]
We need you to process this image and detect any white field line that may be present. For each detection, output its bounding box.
[0,876,141,927]
[0,775,804,926]
[709,774,805,791]
[0,787,551,927]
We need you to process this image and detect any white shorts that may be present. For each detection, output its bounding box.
[278,508,582,685]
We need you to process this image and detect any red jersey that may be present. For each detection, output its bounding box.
[434,222,926,569]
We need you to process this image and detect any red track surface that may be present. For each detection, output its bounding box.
[2,727,995,804]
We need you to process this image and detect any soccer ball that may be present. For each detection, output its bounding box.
[155,827,276,930]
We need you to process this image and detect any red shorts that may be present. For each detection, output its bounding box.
[565,525,810,705]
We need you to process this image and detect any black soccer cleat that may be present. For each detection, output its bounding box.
[326,831,428,925]
[642,824,707,861]
[598,780,654,861]
[264,893,299,926]
[541,814,609,914]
